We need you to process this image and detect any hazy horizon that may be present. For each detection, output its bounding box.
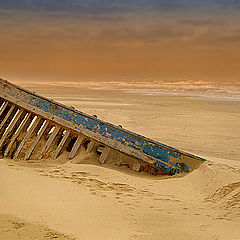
[1,0,240,83]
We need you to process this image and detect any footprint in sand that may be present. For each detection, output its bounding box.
[73,177,87,182]
[12,221,25,229]
[115,192,123,196]
[89,190,97,196]
[72,171,89,177]
[89,178,106,186]
[200,224,208,232]
[104,185,115,191]
[125,194,133,197]
[62,176,71,179]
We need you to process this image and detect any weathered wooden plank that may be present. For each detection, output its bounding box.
[0,101,8,117]
[54,130,70,159]
[99,147,110,164]
[39,125,61,158]
[4,113,31,157]
[87,140,95,153]
[69,135,84,159]
[24,120,49,160]
[0,104,15,132]
[13,116,41,159]
[0,109,24,150]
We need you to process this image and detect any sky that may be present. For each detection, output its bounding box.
[0,0,240,83]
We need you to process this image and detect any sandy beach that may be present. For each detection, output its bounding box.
[0,83,240,240]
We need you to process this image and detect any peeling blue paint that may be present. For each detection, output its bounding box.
[28,96,198,174]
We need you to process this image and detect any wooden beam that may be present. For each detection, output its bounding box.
[99,146,110,164]
[54,130,70,159]
[0,104,15,132]
[87,140,95,153]
[4,113,31,157]
[69,135,84,159]
[0,109,24,150]
[24,120,49,160]
[0,101,8,117]
[13,116,41,159]
[39,125,61,159]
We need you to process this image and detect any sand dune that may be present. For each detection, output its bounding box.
[0,157,239,240]
[0,83,239,239]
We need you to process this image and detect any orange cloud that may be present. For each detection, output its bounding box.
[0,10,239,83]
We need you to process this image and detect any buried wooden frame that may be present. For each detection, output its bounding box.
[0,79,206,175]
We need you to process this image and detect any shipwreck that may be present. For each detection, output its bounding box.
[0,78,206,175]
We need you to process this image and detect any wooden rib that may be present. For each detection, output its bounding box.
[13,116,41,159]
[132,162,141,172]
[0,101,8,117]
[69,135,84,159]
[4,113,31,157]
[39,125,61,158]
[24,120,49,160]
[99,147,110,164]
[87,140,95,153]
[0,109,24,150]
[0,104,15,131]
[54,130,70,159]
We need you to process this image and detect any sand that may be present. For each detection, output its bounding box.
[0,213,74,240]
[0,83,240,240]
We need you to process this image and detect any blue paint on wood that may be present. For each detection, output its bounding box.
[28,95,205,173]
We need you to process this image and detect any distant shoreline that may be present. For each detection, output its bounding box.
[16,80,240,101]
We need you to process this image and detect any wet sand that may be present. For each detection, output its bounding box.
[0,83,240,240]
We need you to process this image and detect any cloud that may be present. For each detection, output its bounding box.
[179,19,221,26]
[1,0,240,47]
[93,24,193,45]
[145,0,185,10]
[0,0,130,15]
[0,0,195,14]
[215,0,240,8]
[1,0,240,19]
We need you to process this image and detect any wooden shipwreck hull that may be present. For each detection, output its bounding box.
[0,78,206,175]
